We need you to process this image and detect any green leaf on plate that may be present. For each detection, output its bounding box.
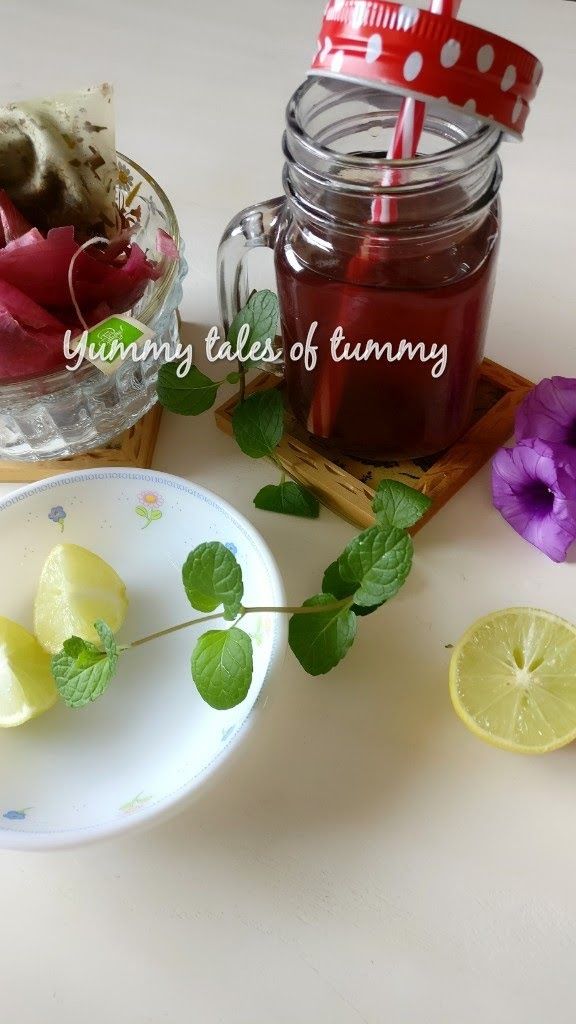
[228,290,279,368]
[157,362,219,416]
[135,506,148,517]
[333,526,413,609]
[182,542,243,620]
[232,389,284,459]
[372,480,431,530]
[51,620,119,709]
[191,627,254,710]
[254,481,320,519]
[288,594,357,676]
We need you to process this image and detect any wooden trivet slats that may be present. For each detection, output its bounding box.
[215,359,532,532]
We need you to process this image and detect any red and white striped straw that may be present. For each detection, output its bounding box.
[308,0,462,439]
[388,0,461,162]
[373,0,461,223]
[372,98,426,222]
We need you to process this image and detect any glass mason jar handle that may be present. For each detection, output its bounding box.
[217,197,285,373]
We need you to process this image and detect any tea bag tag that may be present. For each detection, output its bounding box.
[73,314,155,375]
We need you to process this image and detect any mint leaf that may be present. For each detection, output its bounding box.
[322,559,384,617]
[95,620,117,656]
[334,525,413,608]
[61,636,89,658]
[157,362,219,416]
[254,481,320,519]
[191,627,254,709]
[288,594,357,676]
[372,480,431,530]
[322,560,355,601]
[232,389,284,459]
[228,290,279,367]
[51,620,119,709]
[182,542,243,619]
[351,601,386,618]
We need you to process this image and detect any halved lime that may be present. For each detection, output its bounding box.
[0,617,58,727]
[34,543,128,654]
[450,608,576,754]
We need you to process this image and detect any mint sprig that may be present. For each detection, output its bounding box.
[50,482,430,713]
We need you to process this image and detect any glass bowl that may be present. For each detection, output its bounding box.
[0,155,186,461]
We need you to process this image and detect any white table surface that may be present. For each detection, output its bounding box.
[1,0,575,1020]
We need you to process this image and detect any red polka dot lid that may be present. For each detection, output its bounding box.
[310,1,543,140]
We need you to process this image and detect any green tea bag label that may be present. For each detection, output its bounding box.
[81,315,155,374]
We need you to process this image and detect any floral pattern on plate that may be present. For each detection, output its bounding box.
[3,809,31,821]
[120,792,153,815]
[135,491,164,529]
[48,506,66,531]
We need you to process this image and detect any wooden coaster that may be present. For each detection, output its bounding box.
[0,404,163,483]
[215,359,532,532]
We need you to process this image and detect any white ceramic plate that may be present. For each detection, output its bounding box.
[0,469,286,850]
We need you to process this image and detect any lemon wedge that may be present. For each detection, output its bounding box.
[0,617,58,727]
[34,543,128,654]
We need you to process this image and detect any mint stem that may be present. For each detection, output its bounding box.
[128,598,353,648]
[243,599,352,616]
[130,611,227,648]
[237,362,246,403]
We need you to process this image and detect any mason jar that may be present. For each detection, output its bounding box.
[218,77,502,460]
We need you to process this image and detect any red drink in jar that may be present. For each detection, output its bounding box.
[219,80,503,460]
[276,201,499,459]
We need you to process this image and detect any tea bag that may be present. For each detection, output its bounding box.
[0,83,118,238]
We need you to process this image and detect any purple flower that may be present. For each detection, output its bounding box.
[516,377,576,466]
[492,439,576,562]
